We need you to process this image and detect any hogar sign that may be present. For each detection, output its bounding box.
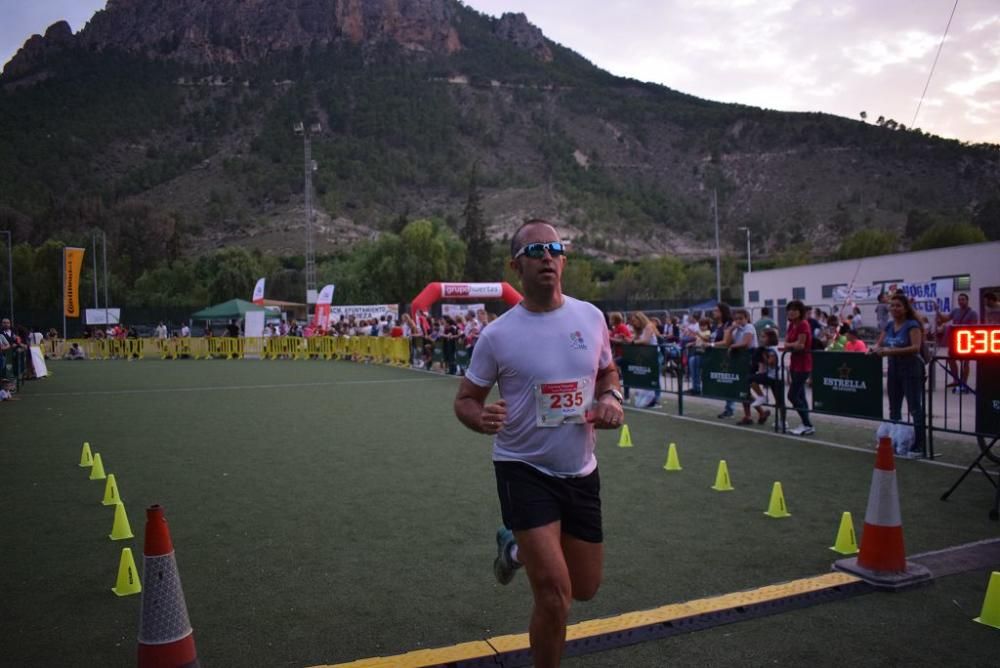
[886,280,953,314]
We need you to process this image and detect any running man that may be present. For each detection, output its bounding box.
[454,219,624,667]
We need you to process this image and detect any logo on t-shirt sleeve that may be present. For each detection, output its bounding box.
[569,331,588,350]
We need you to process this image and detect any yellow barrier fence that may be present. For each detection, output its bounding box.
[45,335,424,367]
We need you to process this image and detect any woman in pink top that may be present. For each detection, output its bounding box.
[784,300,814,435]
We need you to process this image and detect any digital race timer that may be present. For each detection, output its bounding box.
[949,325,1000,360]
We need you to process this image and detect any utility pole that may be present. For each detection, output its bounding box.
[92,231,100,310]
[1,230,12,324]
[738,226,751,273]
[102,229,109,329]
[713,189,721,303]
[295,121,321,307]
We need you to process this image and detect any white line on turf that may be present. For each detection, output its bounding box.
[625,405,996,475]
[33,376,446,397]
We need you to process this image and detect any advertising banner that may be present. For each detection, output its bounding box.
[442,303,484,319]
[63,247,85,318]
[701,348,750,401]
[313,284,336,329]
[810,351,883,419]
[85,309,121,325]
[833,285,882,302]
[440,283,503,299]
[886,279,953,315]
[252,278,266,305]
[329,304,399,322]
[620,344,661,391]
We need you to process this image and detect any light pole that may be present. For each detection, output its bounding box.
[294,121,321,308]
[738,226,751,273]
[713,189,721,302]
[1,230,12,324]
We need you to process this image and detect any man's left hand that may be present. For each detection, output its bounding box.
[587,395,625,429]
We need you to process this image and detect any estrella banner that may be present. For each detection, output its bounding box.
[810,351,883,419]
[313,284,336,329]
[64,247,86,318]
[620,344,661,390]
[252,277,266,305]
[700,348,750,401]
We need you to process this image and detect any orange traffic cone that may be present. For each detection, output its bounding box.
[137,505,199,667]
[834,437,930,590]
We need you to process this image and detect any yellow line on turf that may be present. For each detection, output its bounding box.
[310,572,861,667]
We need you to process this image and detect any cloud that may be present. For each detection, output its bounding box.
[843,32,942,75]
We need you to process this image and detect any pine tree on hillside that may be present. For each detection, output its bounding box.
[462,166,492,281]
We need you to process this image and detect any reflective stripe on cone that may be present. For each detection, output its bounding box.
[138,505,199,668]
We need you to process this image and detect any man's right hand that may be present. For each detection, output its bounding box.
[480,399,507,434]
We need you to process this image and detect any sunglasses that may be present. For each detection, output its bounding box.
[513,241,566,259]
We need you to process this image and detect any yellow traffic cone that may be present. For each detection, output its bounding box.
[617,424,633,448]
[663,442,682,471]
[112,547,141,597]
[974,571,1000,629]
[109,502,134,540]
[829,511,859,555]
[711,460,734,491]
[79,442,94,467]
[102,474,121,506]
[89,453,107,481]
[764,482,791,518]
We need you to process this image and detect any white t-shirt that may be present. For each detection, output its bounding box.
[466,296,613,478]
[731,323,758,350]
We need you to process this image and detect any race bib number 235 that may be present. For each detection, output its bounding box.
[534,378,593,427]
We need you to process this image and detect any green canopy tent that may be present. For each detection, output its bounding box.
[191,299,266,322]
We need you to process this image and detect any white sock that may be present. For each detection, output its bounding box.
[510,544,520,565]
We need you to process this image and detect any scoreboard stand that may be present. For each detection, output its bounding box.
[939,326,1000,520]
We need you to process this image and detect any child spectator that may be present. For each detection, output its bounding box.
[843,327,868,353]
[749,329,780,424]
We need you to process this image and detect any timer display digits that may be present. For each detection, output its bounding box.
[949,325,1000,360]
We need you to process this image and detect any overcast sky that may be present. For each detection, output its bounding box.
[2,1,997,143]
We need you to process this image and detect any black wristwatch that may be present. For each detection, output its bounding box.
[599,388,624,405]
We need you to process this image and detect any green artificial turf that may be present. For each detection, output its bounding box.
[1,359,997,667]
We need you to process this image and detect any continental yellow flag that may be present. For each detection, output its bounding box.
[64,247,85,318]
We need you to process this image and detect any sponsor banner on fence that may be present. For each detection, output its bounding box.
[329,304,399,322]
[701,348,750,401]
[810,351,883,419]
[440,283,503,299]
[63,247,85,318]
[620,344,661,391]
[886,280,953,315]
[441,303,484,319]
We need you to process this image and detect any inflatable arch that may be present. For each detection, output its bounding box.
[410,282,522,318]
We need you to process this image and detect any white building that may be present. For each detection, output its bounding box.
[742,241,1000,329]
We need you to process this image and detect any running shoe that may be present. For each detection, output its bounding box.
[789,426,815,436]
[717,410,734,419]
[757,409,772,425]
[738,416,754,425]
[493,527,521,585]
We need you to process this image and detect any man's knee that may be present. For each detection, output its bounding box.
[572,579,601,602]
[533,575,572,619]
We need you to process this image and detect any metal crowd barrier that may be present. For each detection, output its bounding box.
[46,336,414,367]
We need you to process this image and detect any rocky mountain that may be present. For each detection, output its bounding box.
[2,0,998,262]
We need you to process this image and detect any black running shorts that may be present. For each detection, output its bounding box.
[494,461,603,543]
